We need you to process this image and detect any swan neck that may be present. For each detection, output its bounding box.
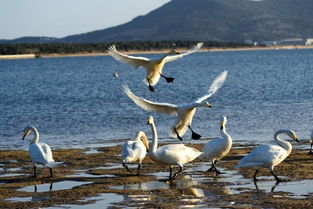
[220,127,231,143]
[274,130,292,152]
[31,127,40,144]
[149,121,158,154]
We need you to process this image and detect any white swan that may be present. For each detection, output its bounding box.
[22,126,55,177]
[309,129,313,155]
[147,116,202,180]
[122,131,150,175]
[236,129,298,182]
[108,43,203,92]
[200,116,232,174]
[122,71,228,140]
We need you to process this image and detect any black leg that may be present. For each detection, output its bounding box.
[172,165,183,179]
[253,170,259,181]
[206,160,221,175]
[49,183,53,191]
[169,166,173,180]
[49,167,53,177]
[271,170,281,182]
[174,128,183,141]
[34,185,38,192]
[136,164,141,176]
[32,166,37,178]
[122,163,132,173]
[148,84,155,92]
[188,126,201,140]
[160,74,174,83]
[309,143,313,155]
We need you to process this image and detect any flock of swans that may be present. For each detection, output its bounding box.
[20,43,312,184]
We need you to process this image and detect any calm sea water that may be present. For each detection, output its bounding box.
[0,49,313,150]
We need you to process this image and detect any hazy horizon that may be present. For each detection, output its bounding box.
[0,0,170,40]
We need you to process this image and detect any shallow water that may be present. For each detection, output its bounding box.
[18,180,91,192]
[1,49,313,150]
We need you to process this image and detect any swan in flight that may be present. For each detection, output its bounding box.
[200,116,232,174]
[122,131,150,175]
[236,129,298,182]
[22,126,55,178]
[147,116,202,180]
[122,71,228,140]
[108,43,203,92]
[309,129,313,155]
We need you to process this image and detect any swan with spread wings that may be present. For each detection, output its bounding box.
[108,43,203,92]
[122,71,228,140]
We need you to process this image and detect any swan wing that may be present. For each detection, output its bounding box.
[156,144,202,164]
[201,138,224,159]
[163,42,204,63]
[40,143,55,163]
[122,84,178,115]
[29,143,49,165]
[195,71,228,103]
[236,144,286,169]
[122,141,145,163]
[107,45,150,68]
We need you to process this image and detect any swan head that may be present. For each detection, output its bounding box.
[169,49,180,55]
[204,102,212,108]
[147,116,154,125]
[22,126,34,140]
[220,116,227,130]
[289,130,299,142]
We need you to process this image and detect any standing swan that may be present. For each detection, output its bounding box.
[309,129,313,155]
[108,43,203,92]
[122,131,150,175]
[122,71,228,140]
[147,116,202,180]
[22,126,55,177]
[200,116,232,174]
[236,130,298,182]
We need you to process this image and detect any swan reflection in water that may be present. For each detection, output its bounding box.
[253,180,280,192]
[34,182,53,192]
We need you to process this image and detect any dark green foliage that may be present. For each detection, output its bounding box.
[0,41,251,55]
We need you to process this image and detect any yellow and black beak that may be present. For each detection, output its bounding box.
[22,133,27,140]
[292,135,299,143]
[220,122,224,130]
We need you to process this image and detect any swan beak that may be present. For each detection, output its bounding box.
[292,135,299,142]
[205,102,212,108]
[173,49,180,54]
[22,133,26,140]
[220,122,224,130]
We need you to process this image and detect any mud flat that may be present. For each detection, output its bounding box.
[0,141,313,208]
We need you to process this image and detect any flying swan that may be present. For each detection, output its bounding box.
[200,116,232,174]
[122,71,228,140]
[22,126,55,178]
[108,43,203,92]
[122,131,150,175]
[147,116,202,180]
[236,129,298,182]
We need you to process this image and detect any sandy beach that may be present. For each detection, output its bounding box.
[1,140,312,208]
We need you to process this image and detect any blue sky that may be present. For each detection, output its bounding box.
[0,0,170,39]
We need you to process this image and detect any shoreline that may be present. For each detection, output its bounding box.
[1,45,313,60]
[0,143,313,208]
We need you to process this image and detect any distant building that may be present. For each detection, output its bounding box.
[278,38,305,45]
[305,39,313,45]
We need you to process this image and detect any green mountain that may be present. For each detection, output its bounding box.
[3,0,313,43]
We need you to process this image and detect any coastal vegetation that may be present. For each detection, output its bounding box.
[0,41,251,55]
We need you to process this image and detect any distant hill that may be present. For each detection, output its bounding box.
[2,0,313,43]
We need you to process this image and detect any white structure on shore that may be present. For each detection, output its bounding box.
[305,39,313,45]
